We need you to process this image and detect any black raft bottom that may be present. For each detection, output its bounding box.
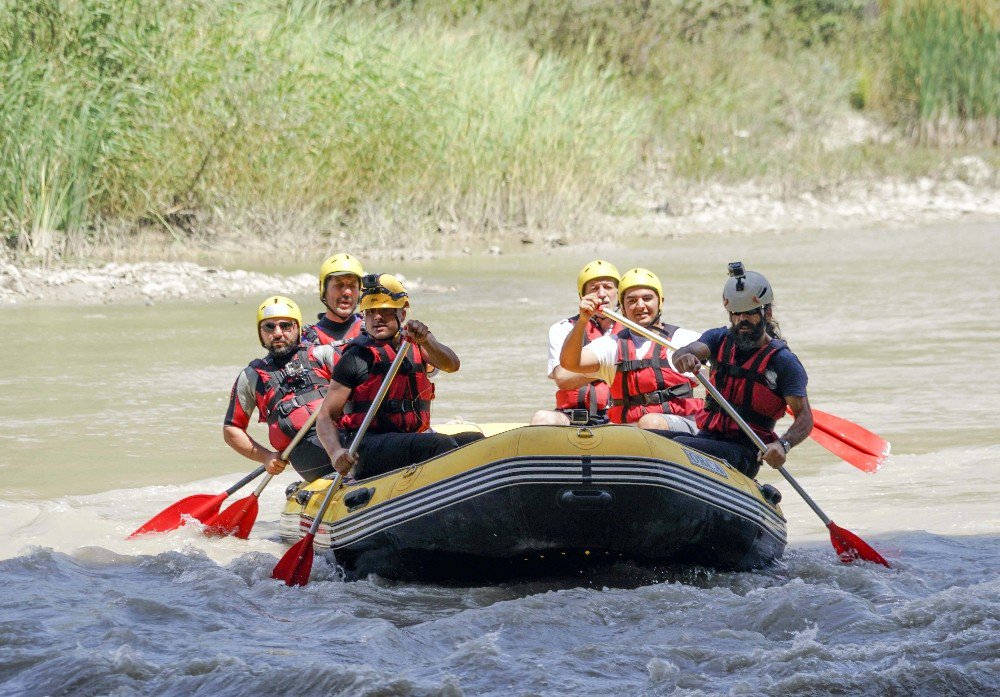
[330,546,779,586]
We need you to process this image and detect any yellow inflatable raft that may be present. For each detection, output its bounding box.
[279,424,786,582]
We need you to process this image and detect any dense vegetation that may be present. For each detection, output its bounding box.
[1,0,997,261]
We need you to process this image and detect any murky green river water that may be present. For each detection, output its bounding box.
[1,222,997,516]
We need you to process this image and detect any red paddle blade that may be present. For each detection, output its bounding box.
[812,409,892,469]
[129,492,227,538]
[812,408,890,457]
[828,522,890,568]
[791,407,891,473]
[808,425,884,473]
[203,495,260,539]
[271,533,316,586]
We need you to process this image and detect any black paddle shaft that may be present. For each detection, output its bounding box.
[225,465,266,495]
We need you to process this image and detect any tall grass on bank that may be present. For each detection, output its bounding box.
[0,0,647,259]
[1,0,997,263]
[217,6,646,236]
[0,0,163,260]
[451,0,880,183]
[399,1,870,185]
[879,0,999,145]
[410,0,999,174]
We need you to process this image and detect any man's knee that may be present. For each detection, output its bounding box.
[530,410,570,426]
[452,431,486,447]
[670,435,758,478]
[665,414,698,434]
[636,413,665,430]
[668,434,699,448]
[636,413,697,433]
[424,433,459,456]
[293,461,333,483]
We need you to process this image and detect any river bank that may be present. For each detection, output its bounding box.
[3,169,998,306]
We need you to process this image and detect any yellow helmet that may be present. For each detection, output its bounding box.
[318,253,364,297]
[359,273,409,312]
[618,268,663,306]
[256,296,302,346]
[576,259,621,298]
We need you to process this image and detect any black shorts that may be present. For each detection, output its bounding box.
[345,431,461,480]
[287,431,334,482]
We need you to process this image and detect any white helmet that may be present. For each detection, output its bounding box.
[722,263,773,313]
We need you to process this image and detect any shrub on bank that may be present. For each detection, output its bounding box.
[426,0,998,176]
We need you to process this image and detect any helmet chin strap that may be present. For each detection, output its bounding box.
[320,276,331,310]
[588,314,606,330]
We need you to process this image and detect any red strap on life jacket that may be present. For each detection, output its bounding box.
[554,315,616,413]
[704,334,787,442]
[609,326,702,424]
[340,337,435,433]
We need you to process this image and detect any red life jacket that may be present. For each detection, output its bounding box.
[302,314,363,349]
[609,326,703,424]
[244,345,330,451]
[340,337,435,434]
[703,334,788,444]
[554,315,617,416]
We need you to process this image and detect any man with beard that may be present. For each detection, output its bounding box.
[224,296,338,482]
[669,263,813,478]
[316,274,465,480]
[531,259,622,426]
[302,253,365,349]
[560,267,705,432]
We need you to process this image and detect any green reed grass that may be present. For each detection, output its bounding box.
[877,0,999,144]
[1,0,647,257]
[476,1,880,182]
[0,0,166,257]
[0,0,996,262]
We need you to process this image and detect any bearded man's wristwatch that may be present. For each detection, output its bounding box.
[778,438,792,454]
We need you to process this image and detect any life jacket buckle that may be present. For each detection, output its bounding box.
[568,409,590,426]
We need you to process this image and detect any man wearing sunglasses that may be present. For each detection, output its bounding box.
[223,295,340,482]
[669,263,813,478]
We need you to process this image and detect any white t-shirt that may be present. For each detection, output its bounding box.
[546,317,611,379]
[587,326,702,386]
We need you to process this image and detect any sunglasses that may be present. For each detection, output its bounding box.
[260,320,297,333]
